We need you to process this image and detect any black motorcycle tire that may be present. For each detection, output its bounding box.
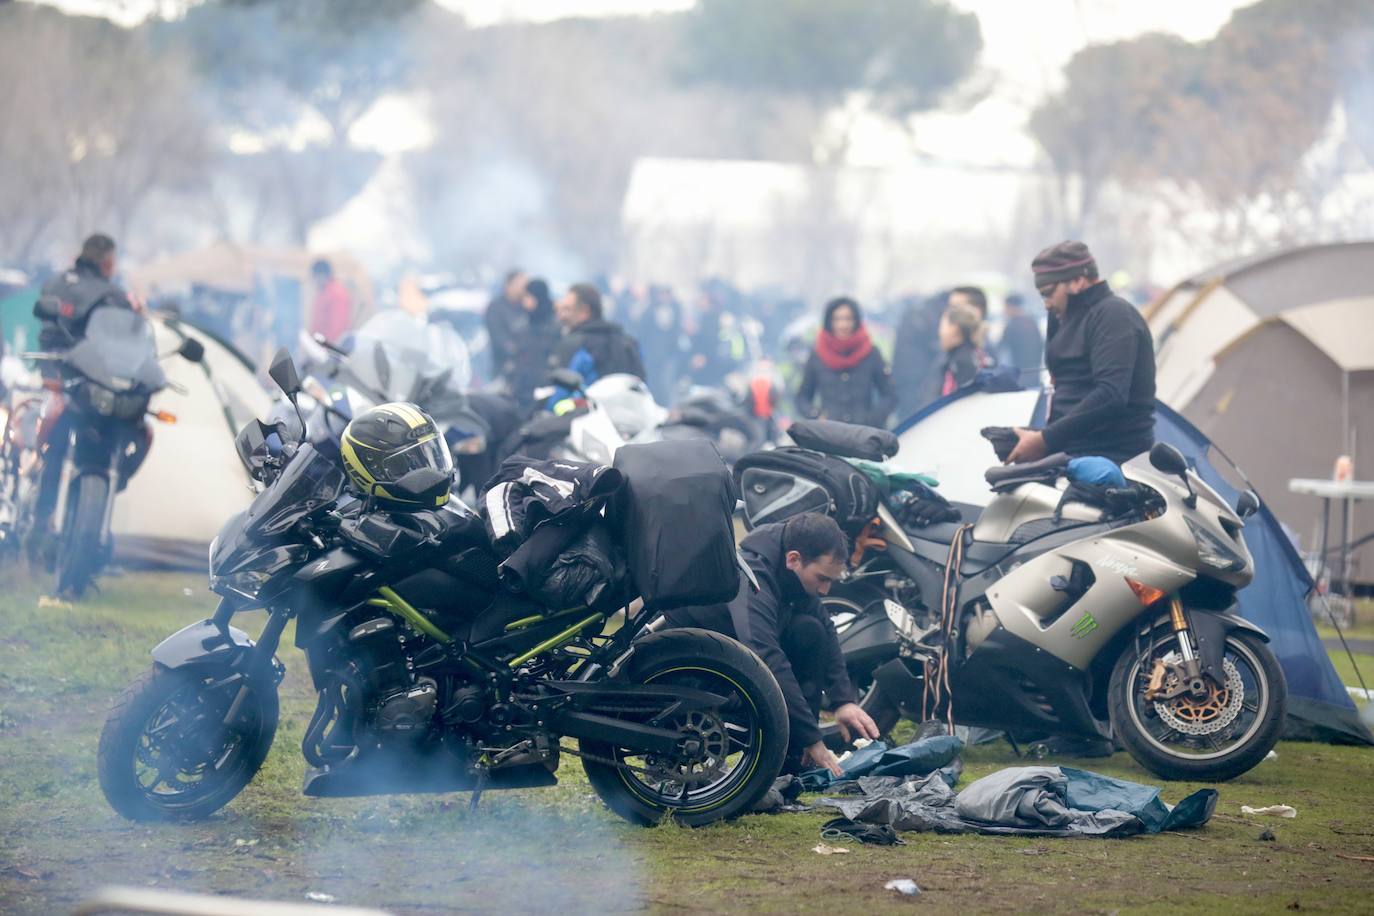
[55,473,107,598]
[581,628,788,827]
[98,665,279,822]
[1109,630,1286,782]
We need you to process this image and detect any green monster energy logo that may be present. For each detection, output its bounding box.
[1070,612,1099,639]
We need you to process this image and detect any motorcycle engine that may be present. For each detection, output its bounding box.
[374,679,438,733]
[346,617,437,736]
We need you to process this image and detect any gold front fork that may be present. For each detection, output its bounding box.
[1169,596,1205,688]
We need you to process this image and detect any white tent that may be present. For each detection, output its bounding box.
[110,313,272,568]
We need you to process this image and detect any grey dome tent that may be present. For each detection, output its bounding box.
[1144,242,1374,585]
[891,387,1372,745]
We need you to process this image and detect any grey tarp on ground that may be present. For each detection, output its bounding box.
[817,766,1218,838]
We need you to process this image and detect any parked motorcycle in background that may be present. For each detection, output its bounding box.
[287,311,497,489]
[735,421,1287,782]
[0,307,203,597]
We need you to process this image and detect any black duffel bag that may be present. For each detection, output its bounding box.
[787,418,899,461]
[734,447,880,533]
[612,439,740,610]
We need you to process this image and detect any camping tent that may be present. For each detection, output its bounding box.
[892,387,1373,745]
[1144,242,1374,583]
[108,312,273,568]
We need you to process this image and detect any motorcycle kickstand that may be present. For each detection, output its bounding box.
[1006,733,1023,758]
[469,766,489,813]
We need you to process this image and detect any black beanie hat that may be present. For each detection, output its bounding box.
[1032,240,1097,286]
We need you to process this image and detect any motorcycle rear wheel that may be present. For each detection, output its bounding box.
[98,665,278,821]
[581,628,788,826]
[1109,629,1286,782]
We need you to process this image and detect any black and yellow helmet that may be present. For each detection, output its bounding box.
[340,402,453,509]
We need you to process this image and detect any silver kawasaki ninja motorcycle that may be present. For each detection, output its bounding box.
[736,424,1286,782]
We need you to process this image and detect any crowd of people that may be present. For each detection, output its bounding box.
[479,267,1052,430]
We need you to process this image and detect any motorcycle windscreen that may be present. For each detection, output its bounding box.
[243,442,346,538]
[66,306,166,392]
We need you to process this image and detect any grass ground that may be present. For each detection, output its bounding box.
[3,569,1374,915]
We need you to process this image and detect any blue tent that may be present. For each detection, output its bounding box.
[895,385,1372,745]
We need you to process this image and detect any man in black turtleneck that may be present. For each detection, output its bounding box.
[1006,240,1155,466]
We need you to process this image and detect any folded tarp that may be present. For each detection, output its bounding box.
[817,765,1217,838]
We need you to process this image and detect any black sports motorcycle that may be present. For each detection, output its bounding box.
[97,350,787,826]
[16,307,203,596]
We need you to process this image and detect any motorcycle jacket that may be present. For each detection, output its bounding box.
[34,257,134,353]
[481,455,624,549]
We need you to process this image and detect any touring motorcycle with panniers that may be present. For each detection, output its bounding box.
[97,349,787,826]
[734,419,1286,782]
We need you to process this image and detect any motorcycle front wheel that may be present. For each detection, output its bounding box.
[1109,629,1286,782]
[580,628,788,827]
[98,665,279,821]
[55,472,107,599]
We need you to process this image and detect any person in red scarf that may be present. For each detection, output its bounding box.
[796,296,895,428]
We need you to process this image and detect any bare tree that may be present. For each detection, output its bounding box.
[0,6,208,266]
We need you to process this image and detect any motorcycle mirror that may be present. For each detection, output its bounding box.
[268,348,303,397]
[1148,442,1188,476]
[177,338,205,363]
[548,368,585,391]
[1237,489,1260,519]
[1149,442,1197,507]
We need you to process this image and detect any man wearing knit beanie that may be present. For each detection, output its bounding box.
[1006,240,1156,465]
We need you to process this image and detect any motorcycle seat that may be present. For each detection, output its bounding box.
[984,453,1070,493]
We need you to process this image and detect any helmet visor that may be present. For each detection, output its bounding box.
[378,433,453,482]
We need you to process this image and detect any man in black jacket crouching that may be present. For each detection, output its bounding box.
[664,513,879,775]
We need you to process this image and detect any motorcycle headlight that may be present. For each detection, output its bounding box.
[85,385,117,416]
[114,392,149,419]
[1185,517,1246,573]
[210,570,271,600]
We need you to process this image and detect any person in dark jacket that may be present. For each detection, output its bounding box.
[664,513,879,776]
[1007,240,1156,465]
[891,292,945,419]
[484,267,529,386]
[499,277,561,407]
[996,293,1044,380]
[797,296,896,429]
[932,302,984,402]
[550,282,646,385]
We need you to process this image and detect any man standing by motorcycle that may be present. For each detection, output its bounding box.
[664,513,879,776]
[1006,241,1156,466]
[27,234,137,560]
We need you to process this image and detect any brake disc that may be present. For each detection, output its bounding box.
[1154,658,1245,736]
